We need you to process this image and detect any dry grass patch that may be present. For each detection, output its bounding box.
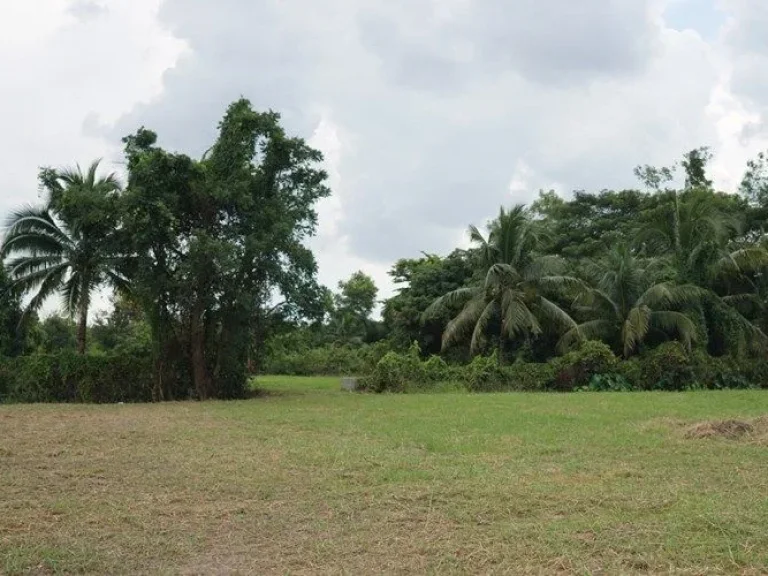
[684,416,768,442]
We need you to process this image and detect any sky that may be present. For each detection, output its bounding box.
[3,0,768,316]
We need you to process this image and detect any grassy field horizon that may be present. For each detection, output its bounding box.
[1,376,767,574]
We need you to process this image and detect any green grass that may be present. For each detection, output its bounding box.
[1,377,768,574]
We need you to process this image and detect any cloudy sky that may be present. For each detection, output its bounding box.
[3,0,768,314]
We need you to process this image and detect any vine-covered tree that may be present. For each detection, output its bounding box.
[120,99,330,399]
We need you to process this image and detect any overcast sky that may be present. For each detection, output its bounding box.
[3,0,768,315]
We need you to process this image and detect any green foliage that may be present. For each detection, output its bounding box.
[463,352,506,392]
[551,340,619,391]
[327,271,380,345]
[583,373,634,392]
[263,342,390,376]
[638,342,696,391]
[34,315,78,353]
[561,244,702,357]
[0,353,153,404]
[383,250,475,355]
[361,343,426,393]
[0,266,26,357]
[426,205,578,359]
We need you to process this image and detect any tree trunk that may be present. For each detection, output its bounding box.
[77,299,88,355]
[190,305,212,400]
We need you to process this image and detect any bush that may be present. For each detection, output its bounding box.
[504,362,557,391]
[691,351,755,390]
[423,355,451,382]
[360,343,426,393]
[550,341,618,391]
[0,353,153,404]
[463,352,506,392]
[583,373,634,392]
[262,342,391,376]
[639,342,696,391]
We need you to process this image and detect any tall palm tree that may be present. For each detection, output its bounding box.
[560,244,703,357]
[1,160,128,354]
[425,206,578,360]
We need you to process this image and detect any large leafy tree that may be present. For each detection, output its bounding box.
[561,245,702,357]
[426,206,577,360]
[121,99,330,399]
[1,160,127,354]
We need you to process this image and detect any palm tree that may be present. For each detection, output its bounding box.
[425,206,578,360]
[637,188,768,353]
[637,188,750,285]
[1,160,128,354]
[560,244,703,357]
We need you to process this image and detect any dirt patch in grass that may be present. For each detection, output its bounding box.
[684,416,768,442]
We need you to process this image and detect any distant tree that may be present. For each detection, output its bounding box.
[327,271,379,344]
[681,147,714,190]
[531,189,663,260]
[34,315,78,354]
[1,160,128,354]
[383,250,475,355]
[90,295,150,354]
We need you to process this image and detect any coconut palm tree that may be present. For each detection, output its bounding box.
[425,205,578,360]
[1,160,128,354]
[560,244,703,357]
[637,188,768,353]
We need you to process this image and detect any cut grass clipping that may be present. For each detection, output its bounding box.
[1,376,767,574]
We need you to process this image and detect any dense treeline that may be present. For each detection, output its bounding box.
[267,148,768,391]
[3,108,768,402]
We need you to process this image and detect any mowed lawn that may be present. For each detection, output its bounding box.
[1,378,768,575]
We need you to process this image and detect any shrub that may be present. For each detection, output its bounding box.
[550,341,618,391]
[0,353,153,404]
[584,373,634,392]
[361,343,426,393]
[463,352,507,392]
[423,355,451,382]
[504,362,557,391]
[262,342,391,376]
[639,342,695,391]
[616,359,642,389]
[691,351,755,390]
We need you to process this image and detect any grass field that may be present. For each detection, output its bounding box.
[1,376,768,575]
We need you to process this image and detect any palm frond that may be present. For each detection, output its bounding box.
[557,319,614,352]
[469,301,497,354]
[648,310,698,351]
[622,305,651,356]
[537,296,577,331]
[423,287,477,322]
[442,295,487,350]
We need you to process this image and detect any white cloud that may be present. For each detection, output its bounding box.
[7,0,768,310]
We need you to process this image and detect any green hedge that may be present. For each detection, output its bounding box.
[0,353,153,404]
[359,340,768,394]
